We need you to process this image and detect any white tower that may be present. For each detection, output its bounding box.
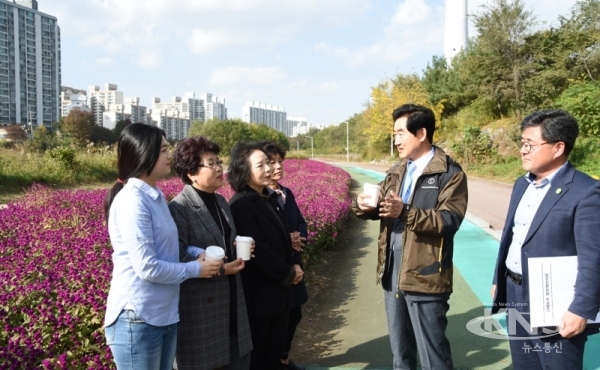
[444,0,468,65]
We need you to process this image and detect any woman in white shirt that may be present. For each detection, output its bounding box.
[103,123,223,370]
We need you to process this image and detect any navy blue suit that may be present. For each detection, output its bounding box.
[492,162,600,369]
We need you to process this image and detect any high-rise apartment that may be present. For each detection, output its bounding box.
[203,93,227,121]
[88,83,123,127]
[0,0,61,128]
[183,92,205,122]
[60,86,88,117]
[101,97,147,130]
[287,116,309,137]
[151,96,190,140]
[243,101,287,134]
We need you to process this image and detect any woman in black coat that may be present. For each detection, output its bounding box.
[260,141,308,370]
[228,142,303,370]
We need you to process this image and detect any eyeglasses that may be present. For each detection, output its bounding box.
[198,160,224,170]
[520,142,554,154]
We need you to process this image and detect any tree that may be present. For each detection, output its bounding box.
[90,124,116,144]
[189,119,252,156]
[555,81,600,137]
[469,0,535,117]
[4,124,27,142]
[25,126,55,152]
[189,119,291,155]
[112,119,132,141]
[363,75,443,155]
[60,108,95,145]
[247,123,289,148]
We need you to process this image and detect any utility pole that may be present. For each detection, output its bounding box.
[346,121,349,162]
[292,139,299,151]
[307,136,314,159]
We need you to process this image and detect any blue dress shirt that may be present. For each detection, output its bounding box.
[105,178,200,327]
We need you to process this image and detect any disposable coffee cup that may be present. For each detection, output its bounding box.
[363,183,381,208]
[235,236,253,261]
[205,246,225,261]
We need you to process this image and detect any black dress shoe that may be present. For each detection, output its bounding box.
[281,359,305,370]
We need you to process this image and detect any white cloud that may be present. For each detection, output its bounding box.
[47,0,371,68]
[188,29,249,54]
[208,66,287,87]
[314,0,443,68]
[388,0,433,27]
[95,56,114,66]
[285,78,340,94]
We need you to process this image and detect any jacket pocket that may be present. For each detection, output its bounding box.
[411,234,443,276]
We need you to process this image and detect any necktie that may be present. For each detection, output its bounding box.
[401,162,416,203]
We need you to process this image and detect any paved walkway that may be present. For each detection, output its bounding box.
[293,162,599,370]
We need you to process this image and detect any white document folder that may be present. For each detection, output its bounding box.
[528,256,600,328]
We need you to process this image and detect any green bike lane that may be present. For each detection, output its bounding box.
[295,166,599,370]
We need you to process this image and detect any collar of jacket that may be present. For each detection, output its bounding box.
[239,185,273,201]
[386,145,449,176]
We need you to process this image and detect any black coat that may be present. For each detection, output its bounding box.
[229,186,300,318]
[277,184,309,307]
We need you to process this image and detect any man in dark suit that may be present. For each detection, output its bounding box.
[491,109,600,370]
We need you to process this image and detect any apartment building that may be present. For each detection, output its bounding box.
[287,116,309,137]
[0,0,61,127]
[151,109,190,141]
[151,96,190,140]
[242,101,287,134]
[60,86,88,117]
[203,93,226,121]
[183,92,205,122]
[88,83,123,127]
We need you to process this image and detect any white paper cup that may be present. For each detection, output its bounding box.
[205,246,225,261]
[235,236,253,261]
[363,183,381,208]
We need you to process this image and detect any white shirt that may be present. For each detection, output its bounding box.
[105,178,200,327]
[406,147,435,200]
[505,162,567,274]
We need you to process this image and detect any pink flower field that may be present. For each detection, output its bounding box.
[0,159,351,369]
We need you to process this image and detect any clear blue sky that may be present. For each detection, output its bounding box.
[45,0,577,127]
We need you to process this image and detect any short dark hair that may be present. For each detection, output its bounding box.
[228,141,264,192]
[172,136,221,185]
[258,140,287,160]
[104,123,166,220]
[392,104,436,143]
[520,109,579,156]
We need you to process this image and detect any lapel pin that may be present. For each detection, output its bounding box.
[556,188,562,194]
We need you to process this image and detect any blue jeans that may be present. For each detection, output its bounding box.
[105,309,177,370]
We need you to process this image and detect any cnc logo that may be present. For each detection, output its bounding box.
[465,308,559,340]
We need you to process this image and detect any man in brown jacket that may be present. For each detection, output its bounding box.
[352,104,468,370]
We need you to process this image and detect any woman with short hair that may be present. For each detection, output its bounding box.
[169,136,253,370]
[260,141,309,370]
[227,141,303,370]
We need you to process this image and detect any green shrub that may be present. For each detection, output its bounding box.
[45,146,77,170]
[555,82,600,137]
[285,151,310,160]
[452,125,496,165]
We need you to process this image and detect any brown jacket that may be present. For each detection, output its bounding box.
[352,146,468,294]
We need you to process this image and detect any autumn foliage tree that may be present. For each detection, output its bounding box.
[60,108,95,145]
[4,124,28,142]
[363,75,443,155]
